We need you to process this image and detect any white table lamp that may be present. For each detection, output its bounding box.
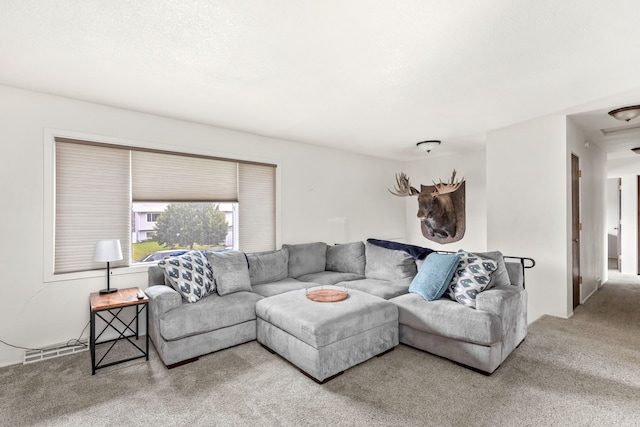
[94,239,123,294]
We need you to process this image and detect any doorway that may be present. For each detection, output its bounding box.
[606,178,622,271]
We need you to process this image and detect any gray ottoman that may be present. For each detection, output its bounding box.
[256,287,399,383]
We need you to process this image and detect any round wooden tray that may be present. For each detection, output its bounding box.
[306,289,348,302]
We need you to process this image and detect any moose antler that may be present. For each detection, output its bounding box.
[432,169,464,196]
[388,172,420,196]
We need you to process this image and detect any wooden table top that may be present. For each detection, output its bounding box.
[90,287,148,311]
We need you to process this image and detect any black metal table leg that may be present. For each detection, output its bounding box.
[90,308,96,375]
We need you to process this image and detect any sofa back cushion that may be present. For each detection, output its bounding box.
[148,265,166,286]
[326,241,365,275]
[246,248,289,285]
[206,250,252,296]
[475,251,511,287]
[283,242,327,278]
[505,261,524,287]
[364,242,418,281]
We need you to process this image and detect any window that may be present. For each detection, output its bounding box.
[54,138,276,274]
[132,201,237,263]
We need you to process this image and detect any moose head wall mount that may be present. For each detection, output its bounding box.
[389,170,466,244]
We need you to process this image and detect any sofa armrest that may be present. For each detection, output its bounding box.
[146,285,182,316]
[475,285,523,318]
[476,284,527,346]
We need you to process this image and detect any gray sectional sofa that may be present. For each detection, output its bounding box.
[145,240,530,378]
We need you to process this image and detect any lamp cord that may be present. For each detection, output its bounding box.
[0,321,90,352]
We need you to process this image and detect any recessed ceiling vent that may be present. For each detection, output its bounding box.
[601,123,640,136]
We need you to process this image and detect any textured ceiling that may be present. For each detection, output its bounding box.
[2,1,640,160]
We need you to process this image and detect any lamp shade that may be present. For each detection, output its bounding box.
[93,239,123,263]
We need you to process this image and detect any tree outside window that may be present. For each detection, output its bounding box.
[155,203,228,249]
[132,202,234,262]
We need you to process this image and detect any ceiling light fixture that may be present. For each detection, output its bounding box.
[416,140,441,153]
[608,105,640,122]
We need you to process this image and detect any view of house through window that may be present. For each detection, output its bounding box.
[132,202,237,263]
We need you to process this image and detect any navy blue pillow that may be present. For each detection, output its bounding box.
[409,253,461,301]
[367,238,434,260]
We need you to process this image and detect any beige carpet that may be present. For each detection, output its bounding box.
[1,272,639,427]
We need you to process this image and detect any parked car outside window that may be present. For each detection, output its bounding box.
[139,249,189,263]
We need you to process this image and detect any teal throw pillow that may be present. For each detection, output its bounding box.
[409,253,461,301]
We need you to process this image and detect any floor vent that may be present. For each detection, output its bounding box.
[23,339,88,364]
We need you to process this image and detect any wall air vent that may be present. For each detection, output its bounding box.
[23,339,88,364]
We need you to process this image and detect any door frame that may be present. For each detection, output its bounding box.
[571,154,580,310]
[637,176,640,275]
[617,178,621,272]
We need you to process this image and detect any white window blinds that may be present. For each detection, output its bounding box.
[239,163,276,252]
[54,138,276,274]
[55,142,130,274]
[132,151,238,202]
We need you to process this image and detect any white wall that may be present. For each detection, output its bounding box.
[486,115,569,322]
[0,85,406,367]
[608,157,640,274]
[403,149,487,251]
[485,115,608,323]
[566,118,607,301]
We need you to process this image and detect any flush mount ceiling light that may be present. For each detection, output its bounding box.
[608,105,640,122]
[416,140,441,153]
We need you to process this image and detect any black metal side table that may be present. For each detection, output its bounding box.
[89,287,149,375]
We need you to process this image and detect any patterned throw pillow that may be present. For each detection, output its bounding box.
[158,250,215,303]
[448,250,497,308]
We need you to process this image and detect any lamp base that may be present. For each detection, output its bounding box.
[99,288,118,295]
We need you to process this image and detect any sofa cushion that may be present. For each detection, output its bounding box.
[505,261,524,287]
[342,277,411,300]
[297,271,364,286]
[206,250,252,296]
[157,250,215,303]
[391,293,503,346]
[364,242,417,281]
[148,265,166,287]
[246,248,289,285]
[448,250,497,308]
[409,253,461,301]
[251,278,309,298]
[283,242,327,278]
[476,251,510,288]
[326,241,366,275]
[159,291,263,341]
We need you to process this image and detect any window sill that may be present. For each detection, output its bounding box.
[44,263,152,283]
